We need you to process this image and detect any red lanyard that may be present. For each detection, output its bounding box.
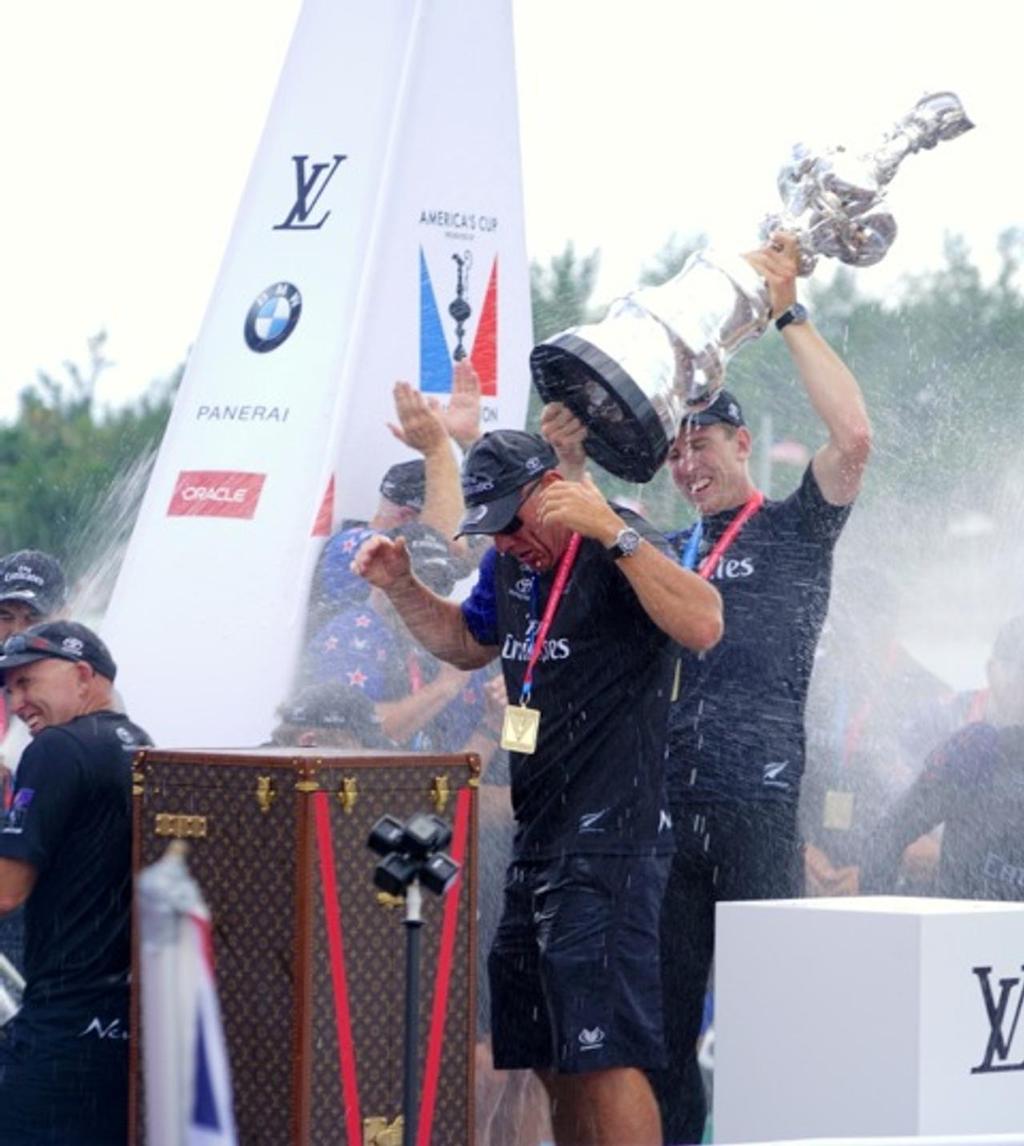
[519,532,582,704]
[697,490,765,580]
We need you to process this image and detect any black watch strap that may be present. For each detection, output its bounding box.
[774,302,808,332]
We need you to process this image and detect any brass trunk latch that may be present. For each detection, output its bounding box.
[255,775,276,814]
[430,774,450,814]
[337,776,358,814]
[154,813,207,839]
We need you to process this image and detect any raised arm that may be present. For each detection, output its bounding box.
[388,381,464,539]
[537,474,723,652]
[352,534,497,670]
[744,232,872,507]
[540,401,588,483]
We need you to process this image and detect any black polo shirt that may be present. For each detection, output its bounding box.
[462,509,677,859]
[666,465,850,806]
[0,710,151,1034]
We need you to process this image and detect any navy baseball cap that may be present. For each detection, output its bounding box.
[457,430,558,536]
[379,460,426,512]
[0,550,67,617]
[683,389,746,430]
[278,683,387,746]
[0,620,117,682]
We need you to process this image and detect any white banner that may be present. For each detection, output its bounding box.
[103,0,532,746]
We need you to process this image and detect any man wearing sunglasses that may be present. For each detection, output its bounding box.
[0,621,151,1145]
[354,429,722,1146]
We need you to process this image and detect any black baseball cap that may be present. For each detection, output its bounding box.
[0,550,68,617]
[457,430,558,536]
[379,460,426,512]
[0,620,117,682]
[278,682,387,746]
[683,389,746,430]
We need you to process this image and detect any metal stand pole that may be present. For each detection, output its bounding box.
[402,879,423,1146]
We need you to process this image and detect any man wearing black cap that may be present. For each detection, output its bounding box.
[0,551,69,981]
[0,550,67,642]
[542,232,871,1142]
[861,615,1024,900]
[0,550,68,741]
[354,429,722,1146]
[0,621,151,1145]
[306,373,475,627]
[270,681,392,749]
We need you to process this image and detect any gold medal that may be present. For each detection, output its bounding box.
[823,789,855,831]
[500,704,540,755]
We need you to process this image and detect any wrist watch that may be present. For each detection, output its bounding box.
[607,526,642,560]
[774,302,808,332]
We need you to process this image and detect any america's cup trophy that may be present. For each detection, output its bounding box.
[530,92,974,481]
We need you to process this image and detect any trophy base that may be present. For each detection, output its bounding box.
[530,332,670,483]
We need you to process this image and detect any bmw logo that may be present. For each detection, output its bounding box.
[244,282,302,352]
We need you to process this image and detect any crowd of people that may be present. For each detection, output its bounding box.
[1,231,1022,1145]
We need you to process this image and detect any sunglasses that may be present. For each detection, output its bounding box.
[494,480,542,537]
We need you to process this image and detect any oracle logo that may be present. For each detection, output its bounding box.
[167,471,266,519]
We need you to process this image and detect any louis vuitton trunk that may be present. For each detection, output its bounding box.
[130,747,479,1145]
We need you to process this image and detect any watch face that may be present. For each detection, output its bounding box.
[616,527,641,556]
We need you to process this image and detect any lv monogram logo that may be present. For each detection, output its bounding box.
[274,154,347,230]
[971,964,1024,1074]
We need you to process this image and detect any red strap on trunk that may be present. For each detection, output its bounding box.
[417,785,471,1146]
[314,791,363,1143]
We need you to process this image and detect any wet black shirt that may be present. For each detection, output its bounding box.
[461,510,677,859]
[861,723,1024,899]
[665,466,850,806]
[0,711,151,1031]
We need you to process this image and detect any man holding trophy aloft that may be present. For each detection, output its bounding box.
[654,230,869,1143]
[534,92,973,1142]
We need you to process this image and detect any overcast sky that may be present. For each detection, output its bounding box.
[1,0,1019,422]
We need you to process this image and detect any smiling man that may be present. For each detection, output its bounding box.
[653,233,871,1143]
[0,621,151,1146]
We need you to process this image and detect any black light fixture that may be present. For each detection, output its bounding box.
[366,812,460,1146]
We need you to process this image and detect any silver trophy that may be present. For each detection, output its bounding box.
[530,92,974,482]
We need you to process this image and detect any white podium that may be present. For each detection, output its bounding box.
[714,897,1024,1142]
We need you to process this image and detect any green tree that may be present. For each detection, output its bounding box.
[525,242,602,434]
[0,333,177,597]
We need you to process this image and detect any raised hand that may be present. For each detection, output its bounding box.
[351,534,413,590]
[440,359,483,450]
[540,401,587,480]
[536,472,622,545]
[743,230,800,317]
[388,381,449,455]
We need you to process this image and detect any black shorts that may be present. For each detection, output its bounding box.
[0,1007,128,1145]
[488,851,671,1074]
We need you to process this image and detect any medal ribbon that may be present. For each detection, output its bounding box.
[695,489,765,580]
[518,531,583,705]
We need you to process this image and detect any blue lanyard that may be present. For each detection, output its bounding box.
[680,519,704,571]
